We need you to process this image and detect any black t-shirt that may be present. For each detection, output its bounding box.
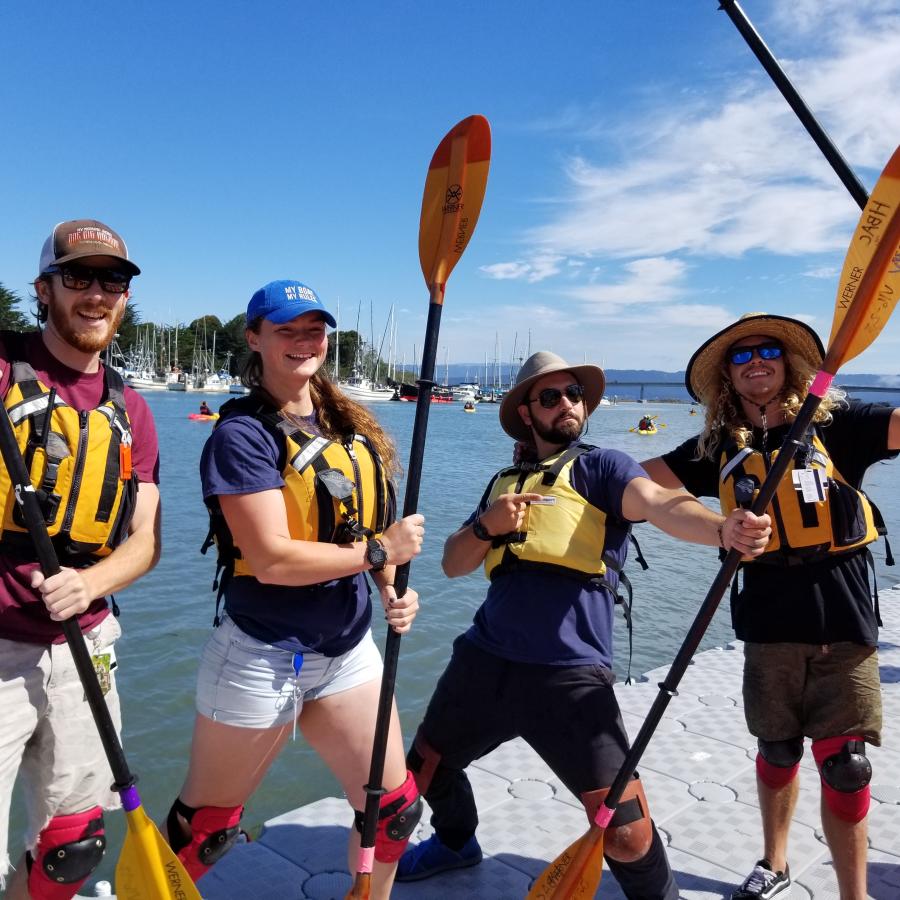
[662,400,896,646]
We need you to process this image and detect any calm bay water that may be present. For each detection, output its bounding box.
[9,388,900,884]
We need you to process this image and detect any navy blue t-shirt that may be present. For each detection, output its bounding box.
[200,412,371,655]
[463,445,648,668]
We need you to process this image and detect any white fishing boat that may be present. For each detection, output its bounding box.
[451,382,480,403]
[339,371,394,403]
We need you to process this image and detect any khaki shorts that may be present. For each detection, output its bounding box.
[743,641,882,745]
[0,615,122,883]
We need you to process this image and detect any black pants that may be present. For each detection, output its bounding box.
[407,636,678,900]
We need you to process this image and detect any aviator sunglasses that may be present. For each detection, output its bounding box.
[44,264,132,294]
[528,383,585,409]
[728,343,784,366]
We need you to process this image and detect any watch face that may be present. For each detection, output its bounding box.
[367,540,387,569]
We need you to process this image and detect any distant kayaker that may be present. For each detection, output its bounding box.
[638,415,654,431]
[198,400,212,416]
[642,313,900,900]
[165,280,425,899]
[0,220,160,899]
[397,351,770,896]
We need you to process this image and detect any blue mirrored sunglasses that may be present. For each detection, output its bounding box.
[728,343,783,366]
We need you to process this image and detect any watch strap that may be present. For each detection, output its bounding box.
[471,516,493,542]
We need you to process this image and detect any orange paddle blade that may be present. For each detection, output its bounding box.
[527,824,605,899]
[828,144,900,364]
[344,872,370,899]
[419,115,491,293]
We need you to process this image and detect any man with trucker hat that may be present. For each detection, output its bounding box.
[0,220,160,899]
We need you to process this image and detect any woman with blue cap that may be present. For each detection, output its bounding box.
[165,280,425,898]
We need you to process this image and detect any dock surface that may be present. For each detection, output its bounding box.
[85,587,900,899]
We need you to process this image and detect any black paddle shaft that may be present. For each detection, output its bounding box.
[718,0,868,210]
[0,403,136,791]
[603,389,822,814]
[358,294,443,850]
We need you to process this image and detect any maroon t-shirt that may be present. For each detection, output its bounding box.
[0,331,160,644]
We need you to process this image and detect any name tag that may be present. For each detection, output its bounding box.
[792,468,827,504]
[528,496,557,505]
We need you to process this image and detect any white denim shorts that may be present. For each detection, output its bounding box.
[195,616,383,729]
[0,615,122,884]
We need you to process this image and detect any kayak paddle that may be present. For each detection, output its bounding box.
[717,0,868,211]
[0,401,200,900]
[346,113,491,900]
[527,143,900,899]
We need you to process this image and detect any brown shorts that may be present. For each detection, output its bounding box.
[743,641,882,746]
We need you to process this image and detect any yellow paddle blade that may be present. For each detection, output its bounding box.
[828,144,900,364]
[527,825,605,899]
[115,806,201,900]
[419,115,491,293]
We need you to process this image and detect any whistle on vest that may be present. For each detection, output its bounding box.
[733,476,758,510]
[119,432,133,481]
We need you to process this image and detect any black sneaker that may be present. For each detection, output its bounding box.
[730,859,791,899]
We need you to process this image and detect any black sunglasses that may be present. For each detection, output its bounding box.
[728,343,784,366]
[44,264,132,294]
[528,383,585,409]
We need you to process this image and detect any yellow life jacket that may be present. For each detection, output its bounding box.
[0,350,137,564]
[204,397,393,588]
[482,444,631,588]
[718,429,886,564]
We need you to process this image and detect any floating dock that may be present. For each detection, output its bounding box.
[84,587,900,899]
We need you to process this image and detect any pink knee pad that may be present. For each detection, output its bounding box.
[28,807,105,900]
[353,770,423,864]
[812,735,872,824]
[756,752,800,789]
[167,800,244,883]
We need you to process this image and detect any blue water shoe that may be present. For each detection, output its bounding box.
[395,833,483,882]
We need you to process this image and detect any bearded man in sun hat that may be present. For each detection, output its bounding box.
[396,350,770,897]
[0,220,160,899]
[642,312,900,900]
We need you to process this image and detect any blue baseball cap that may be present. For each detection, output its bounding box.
[246,280,337,327]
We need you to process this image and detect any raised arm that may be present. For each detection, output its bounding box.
[640,456,685,489]
[621,476,770,556]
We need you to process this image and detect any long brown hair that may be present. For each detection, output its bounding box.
[695,347,846,461]
[240,324,399,474]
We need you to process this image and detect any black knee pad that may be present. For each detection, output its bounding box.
[28,807,105,894]
[758,736,804,768]
[817,739,872,793]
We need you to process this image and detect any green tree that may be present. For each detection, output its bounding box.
[0,283,35,331]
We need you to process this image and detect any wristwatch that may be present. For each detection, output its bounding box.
[471,516,493,542]
[366,537,388,572]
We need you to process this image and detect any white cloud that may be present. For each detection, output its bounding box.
[480,253,565,283]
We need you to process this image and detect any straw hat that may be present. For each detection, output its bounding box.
[685,312,824,403]
[499,351,605,441]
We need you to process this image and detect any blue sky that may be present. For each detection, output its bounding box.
[3,0,900,376]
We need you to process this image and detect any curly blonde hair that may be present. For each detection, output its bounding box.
[695,348,846,461]
[240,327,400,474]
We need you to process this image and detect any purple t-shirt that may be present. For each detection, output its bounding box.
[0,331,160,644]
[200,411,372,655]
[464,445,648,667]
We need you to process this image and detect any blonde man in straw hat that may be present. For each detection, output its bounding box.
[644,313,900,900]
[396,351,770,898]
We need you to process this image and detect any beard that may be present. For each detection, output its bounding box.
[44,287,126,353]
[531,411,584,445]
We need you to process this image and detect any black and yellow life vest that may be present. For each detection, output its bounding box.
[202,397,394,612]
[482,444,643,587]
[718,429,887,564]
[0,337,138,564]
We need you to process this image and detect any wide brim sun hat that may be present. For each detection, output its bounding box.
[499,351,605,442]
[685,312,825,404]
